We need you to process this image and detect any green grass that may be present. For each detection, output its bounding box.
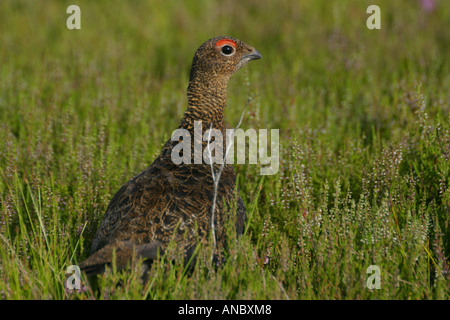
[0,0,449,299]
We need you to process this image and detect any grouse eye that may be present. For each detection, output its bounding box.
[221,45,234,56]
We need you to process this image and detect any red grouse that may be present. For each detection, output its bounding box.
[79,36,261,275]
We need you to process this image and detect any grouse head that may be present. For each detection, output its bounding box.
[189,36,262,82]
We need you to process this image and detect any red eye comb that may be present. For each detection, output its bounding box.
[215,39,236,48]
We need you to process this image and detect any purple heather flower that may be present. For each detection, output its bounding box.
[420,0,436,12]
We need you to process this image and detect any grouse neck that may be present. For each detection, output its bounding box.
[181,77,228,132]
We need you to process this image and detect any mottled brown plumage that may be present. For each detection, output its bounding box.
[79,36,261,275]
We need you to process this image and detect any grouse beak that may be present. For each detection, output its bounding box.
[241,49,262,61]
